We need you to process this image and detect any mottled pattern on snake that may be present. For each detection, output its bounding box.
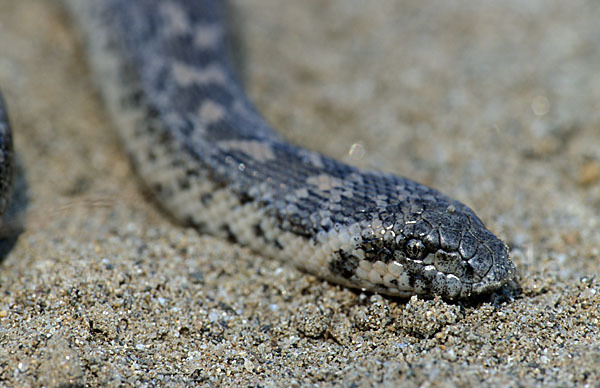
[20,0,514,299]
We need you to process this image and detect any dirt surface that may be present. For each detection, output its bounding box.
[1,0,599,386]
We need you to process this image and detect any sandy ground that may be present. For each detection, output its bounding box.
[1,0,600,386]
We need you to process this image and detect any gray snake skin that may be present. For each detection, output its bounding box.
[0,0,517,299]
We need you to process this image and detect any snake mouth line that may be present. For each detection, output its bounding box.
[332,250,516,300]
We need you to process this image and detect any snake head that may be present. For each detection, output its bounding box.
[328,199,516,300]
[396,201,517,299]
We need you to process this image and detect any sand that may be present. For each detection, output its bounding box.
[0,0,599,386]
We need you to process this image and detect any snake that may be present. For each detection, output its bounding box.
[0,0,517,299]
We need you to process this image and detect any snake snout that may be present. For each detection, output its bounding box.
[461,232,516,298]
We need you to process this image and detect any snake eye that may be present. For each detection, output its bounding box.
[406,239,426,259]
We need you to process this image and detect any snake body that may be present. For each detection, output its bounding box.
[0,97,13,216]
[0,0,516,299]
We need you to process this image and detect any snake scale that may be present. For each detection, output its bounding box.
[0,0,516,299]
